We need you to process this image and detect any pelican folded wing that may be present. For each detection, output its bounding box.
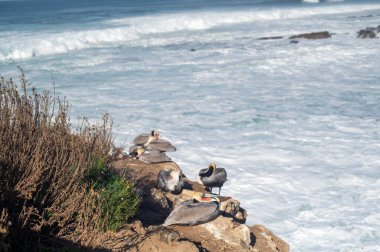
[132,133,150,145]
[163,201,219,226]
[147,139,176,152]
[138,151,172,163]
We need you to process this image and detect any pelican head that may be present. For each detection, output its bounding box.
[137,146,145,156]
[130,146,145,157]
[194,193,220,203]
[151,130,160,140]
[208,163,217,172]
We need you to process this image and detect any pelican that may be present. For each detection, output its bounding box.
[131,130,176,152]
[196,163,227,195]
[157,168,184,195]
[163,195,220,226]
[108,144,126,159]
[132,130,160,145]
[130,146,172,163]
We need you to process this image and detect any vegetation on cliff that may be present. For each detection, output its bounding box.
[0,69,139,251]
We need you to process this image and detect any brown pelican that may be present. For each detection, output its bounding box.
[157,168,184,195]
[131,130,176,152]
[130,147,172,163]
[196,163,227,195]
[108,144,126,159]
[163,195,220,226]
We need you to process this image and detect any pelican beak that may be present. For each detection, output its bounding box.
[218,196,231,202]
[200,196,212,202]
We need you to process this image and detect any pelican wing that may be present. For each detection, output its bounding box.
[147,139,176,152]
[214,168,227,181]
[132,133,150,145]
[201,168,227,187]
[163,202,219,226]
[139,152,172,163]
[157,169,171,191]
[198,168,209,176]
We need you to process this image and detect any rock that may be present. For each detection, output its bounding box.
[200,215,252,248]
[357,27,378,39]
[137,188,171,225]
[190,48,196,52]
[289,31,331,40]
[289,40,299,44]
[133,229,199,252]
[258,36,283,40]
[250,224,290,252]
[158,228,180,245]
[111,158,182,188]
[131,220,146,235]
[234,206,248,224]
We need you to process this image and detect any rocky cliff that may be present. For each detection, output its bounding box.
[93,158,290,252]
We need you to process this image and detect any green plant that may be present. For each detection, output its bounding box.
[82,157,140,231]
[100,177,140,231]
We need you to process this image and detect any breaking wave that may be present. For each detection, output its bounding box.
[1,3,379,60]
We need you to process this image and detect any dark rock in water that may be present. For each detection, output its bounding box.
[190,48,196,52]
[290,40,299,44]
[365,27,377,32]
[357,28,377,39]
[258,36,283,40]
[377,25,380,33]
[289,31,332,40]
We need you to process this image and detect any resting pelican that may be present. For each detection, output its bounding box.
[163,195,220,226]
[131,130,176,152]
[196,163,227,195]
[108,144,126,159]
[130,147,172,163]
[157,168,184,195]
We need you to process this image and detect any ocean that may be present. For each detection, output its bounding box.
[1,0,379,251]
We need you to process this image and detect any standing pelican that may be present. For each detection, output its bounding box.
[131,130,176,152]
[130,147,172,163]
[157,168,184,195]
[163,195,220,226]
[196,163,227,195]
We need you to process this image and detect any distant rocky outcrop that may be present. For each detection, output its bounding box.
[107,158,289,251]
[257,36,284,40]
[357,26,380,39]
[289,31,332,40]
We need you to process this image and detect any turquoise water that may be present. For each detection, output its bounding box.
[1,0,380,251]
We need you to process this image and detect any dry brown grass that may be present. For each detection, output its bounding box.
[0,69,136,250]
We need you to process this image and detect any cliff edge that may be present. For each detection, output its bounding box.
[92,158,290,252]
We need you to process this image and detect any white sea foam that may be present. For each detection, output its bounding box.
[303,0,320,3]
[1,3,380,60]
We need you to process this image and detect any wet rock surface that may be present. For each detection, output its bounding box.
[289,31,332,40]
[357,26,380,39]
[250,225,290,252]
[257,36,284,40]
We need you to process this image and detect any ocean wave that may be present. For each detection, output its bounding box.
[1,3,379,61]
[302,0,320,3]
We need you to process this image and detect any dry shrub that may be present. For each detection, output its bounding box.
[0,209,10,252]
[0,69,139,250]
